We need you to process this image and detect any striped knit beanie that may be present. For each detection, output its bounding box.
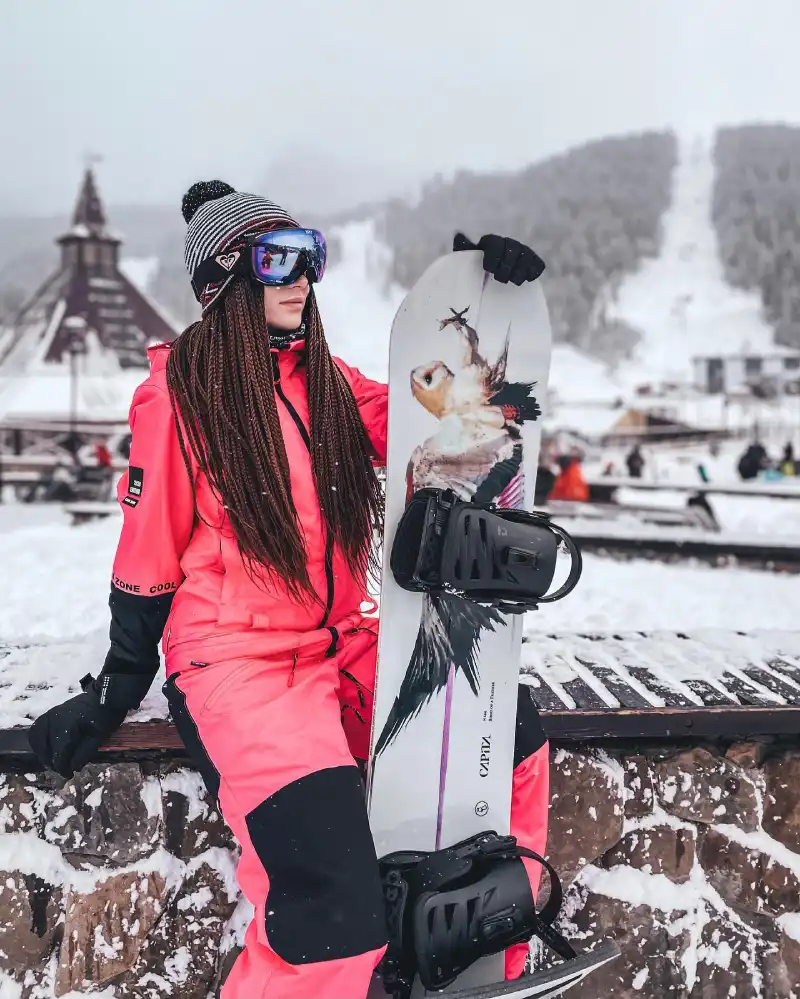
[182,180,297,312]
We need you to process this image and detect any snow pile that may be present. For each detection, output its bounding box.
[523,555,800,635]
[607,134,777,390]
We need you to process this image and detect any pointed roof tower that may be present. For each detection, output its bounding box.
[60,167,120,242]
[0,167,181,420]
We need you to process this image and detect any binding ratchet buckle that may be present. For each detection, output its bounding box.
[390,488,582,613]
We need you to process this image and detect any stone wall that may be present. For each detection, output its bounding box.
[543,743,800,998]
[1,743,799,998]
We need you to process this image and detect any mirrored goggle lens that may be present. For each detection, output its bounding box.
[250,228,327,285]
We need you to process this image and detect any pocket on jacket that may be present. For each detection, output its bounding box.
[199,657,278,714]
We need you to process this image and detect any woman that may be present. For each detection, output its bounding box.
[29,181,551,999]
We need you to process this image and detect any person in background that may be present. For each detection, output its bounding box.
[625,444,645,479]
[94,440,113,469]
[737,441,769,481]
[549,453,589,502]
[780,442,796,476]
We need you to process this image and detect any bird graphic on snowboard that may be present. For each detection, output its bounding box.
[374,304,542,756]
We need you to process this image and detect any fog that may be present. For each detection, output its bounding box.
[1,0,799,215]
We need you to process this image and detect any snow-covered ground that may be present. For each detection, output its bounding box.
[1,502,799,728]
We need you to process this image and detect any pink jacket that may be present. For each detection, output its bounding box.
[110,342,387,670]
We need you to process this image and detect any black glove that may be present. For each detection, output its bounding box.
[27,669,154,778]
[453,233,545,286]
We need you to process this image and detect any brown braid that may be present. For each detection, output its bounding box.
[165,276,384,601]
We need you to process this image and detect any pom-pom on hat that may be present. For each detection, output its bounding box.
[182,180,297,312]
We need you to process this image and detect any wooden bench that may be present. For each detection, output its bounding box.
[63,501,120,525]
[587,476,800,502]
[2,631,799,759]
[520,631,800,738]
[567,525,800,571]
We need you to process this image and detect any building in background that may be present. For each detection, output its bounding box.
[692,348,800,396]
[0,168,180,424]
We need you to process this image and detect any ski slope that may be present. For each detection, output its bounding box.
[313,220,405,382]
[608,135,777,389]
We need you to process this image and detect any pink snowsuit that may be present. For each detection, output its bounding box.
[109,341,550,998]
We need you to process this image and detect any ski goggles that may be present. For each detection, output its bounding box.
[191,228,327,298]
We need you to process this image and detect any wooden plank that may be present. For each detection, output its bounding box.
[0,721,185,757]
[718,672,779,706]
[585,476,800,502]
[625,666,697,708]
[104,721,184,751]
[571,531,800,567]
[540,706,800,740]
[742,666,800,706]
[768,658,800,683]
[561,677,610,710]
[523,677,570,712]
[576,660,653,708]
[4,704,800,756]
[680,678,739,706]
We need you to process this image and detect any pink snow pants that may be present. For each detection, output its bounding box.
[163,619,550,999]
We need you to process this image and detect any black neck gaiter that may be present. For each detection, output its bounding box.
[268,322,306,350]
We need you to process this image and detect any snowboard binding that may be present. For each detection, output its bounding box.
[377,830,576,998]
[390,488,582,613]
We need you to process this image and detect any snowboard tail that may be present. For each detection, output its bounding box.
[370,942,620,999]
[440,942,620,999]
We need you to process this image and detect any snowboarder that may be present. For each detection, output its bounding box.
[27,181,550,999]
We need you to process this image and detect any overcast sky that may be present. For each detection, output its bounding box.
[1,0,799,217]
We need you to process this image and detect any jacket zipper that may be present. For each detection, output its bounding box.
[273,376,335,627]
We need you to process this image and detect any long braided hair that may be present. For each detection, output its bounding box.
[165,275,384,601]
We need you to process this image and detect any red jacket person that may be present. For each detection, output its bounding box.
[28,181,551,998]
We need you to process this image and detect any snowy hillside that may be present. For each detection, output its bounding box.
[0,131,787,428]
[607,135,777,389]
[313,221,405,382]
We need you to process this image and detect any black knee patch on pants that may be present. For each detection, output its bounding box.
[514,685,548,770]
[162,675,221,801]
[246,764,388,964]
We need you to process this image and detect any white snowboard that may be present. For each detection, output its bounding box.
[367,250,552,994]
